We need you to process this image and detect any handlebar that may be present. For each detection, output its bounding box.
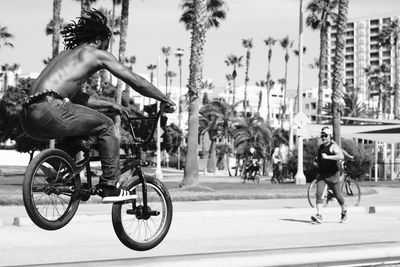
[121,102,169,145]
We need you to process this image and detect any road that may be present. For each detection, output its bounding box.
[0,187,399,266]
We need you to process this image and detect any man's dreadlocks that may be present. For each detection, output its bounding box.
[61,9,112,50]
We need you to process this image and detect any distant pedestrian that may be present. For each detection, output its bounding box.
[311,127,347,223]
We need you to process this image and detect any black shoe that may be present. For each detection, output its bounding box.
[340,210,348,223]
[311,214,323,224]
[97,185,136,203]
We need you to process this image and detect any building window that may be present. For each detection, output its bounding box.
[345,55,354,61]
[306,104,310,110]
[370,19,379,26]
[325,94,330,98]
[346,31,354,36]
[346,39,354,45]
[383,51,391,57]
[307,93,312,98]
[311,103,316,110]
[346,47,354,53]
[370,52,379,58]
[371,28,379,34]
[370,44,380,50]
[346,70,354,76]
[370,60,379,66]
[346,62,354,68]
[370,36,379,43]
[383,59,391,65]
[347,22,354,28]
[382,18,391,25]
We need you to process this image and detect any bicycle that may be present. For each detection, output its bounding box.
[22,104,173,251]
[307,159,361,208]
[241,158,261,183]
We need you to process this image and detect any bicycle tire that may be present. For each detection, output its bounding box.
[112,175,173,251]
[341,177,361,206]
[307,180,330,208]
[22,149,81,230]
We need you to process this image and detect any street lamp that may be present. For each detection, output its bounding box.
[174,48,184,170]
[294,0,306,185]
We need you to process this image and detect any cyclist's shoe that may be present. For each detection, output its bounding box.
[311,214,323,224]
[97,185,136,203]
[340,210,348,223]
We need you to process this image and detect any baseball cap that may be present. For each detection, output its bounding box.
[321,127,332,136]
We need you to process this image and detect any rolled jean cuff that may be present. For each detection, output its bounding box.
[99,176,118,186]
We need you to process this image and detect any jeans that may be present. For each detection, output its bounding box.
[20,98,120,186]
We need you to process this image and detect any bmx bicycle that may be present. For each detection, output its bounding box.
[22,104,173,251]
[307,159,361,208]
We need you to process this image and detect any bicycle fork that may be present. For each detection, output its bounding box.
[126,167,160,220]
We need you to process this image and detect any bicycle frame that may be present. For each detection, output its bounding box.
[64,105,165,209]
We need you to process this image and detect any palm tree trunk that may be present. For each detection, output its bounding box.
[317,26,328,123]
[181,0,207,187]
[207,139,217,173]
[52,0,62,59]
[331,0,349,147]
[81,0,91,16]
[115,0,129,139]
[244,50,250,113]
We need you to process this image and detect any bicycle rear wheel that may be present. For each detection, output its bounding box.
[341,177,361,206]
[112,175,173,251]
[22,149,81,230]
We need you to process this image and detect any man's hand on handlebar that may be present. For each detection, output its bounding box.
[161,100,176,113]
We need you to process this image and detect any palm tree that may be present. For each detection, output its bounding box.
[161,46,171,94]
[263,37,276,122]
[279,36,294,122]
[0,25,14,50]
[110,0,122,55]
[225,54,243,105]
[147,64,157,84]
[166,70,177,96]
[114,0,129,139]
[378,18,400,118]
[331,0,349,146]
[342,86,367,124]
[277,78,286,125]
[50,0,63,59]
[73,0,97,16]
[365,64,391,118]
[231,115,273,168]
[225,73,233,103]
[179,0,227,186]
[306,0,338,123]
[242,38,253,113]
[199,103,222,173]
[293,46,307,56]
[255,80,266,114]
[124,55,136,92]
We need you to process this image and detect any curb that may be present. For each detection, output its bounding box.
[10,205,400,227]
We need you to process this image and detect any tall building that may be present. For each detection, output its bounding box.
[327,13,400,105]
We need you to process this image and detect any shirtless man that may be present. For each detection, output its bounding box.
[20,9,174,203]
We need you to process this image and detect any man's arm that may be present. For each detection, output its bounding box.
[94,50,174,106]
[321,143,344,161]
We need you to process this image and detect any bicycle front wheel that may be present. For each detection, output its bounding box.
[112,175,173,251]
[341,178,361,206]
[22,149,81,230]
[307,180,330,208]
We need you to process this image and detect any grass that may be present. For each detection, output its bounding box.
[0,170,390,205]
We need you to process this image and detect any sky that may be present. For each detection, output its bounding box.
[0,0,399,97]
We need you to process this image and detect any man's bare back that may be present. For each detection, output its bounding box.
[31,44,103,99]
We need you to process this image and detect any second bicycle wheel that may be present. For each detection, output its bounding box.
[22,149,81,230]
[341,178,361,206]
[112,175,173,251]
